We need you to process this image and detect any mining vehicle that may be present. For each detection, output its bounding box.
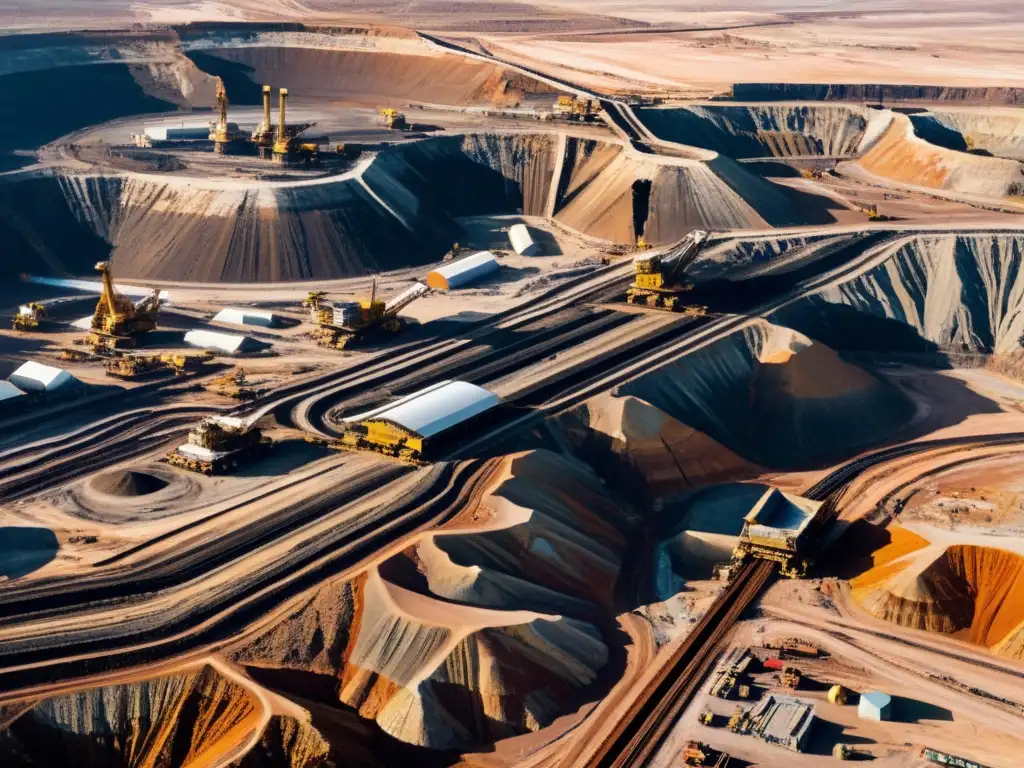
[207,369,261,400]
[698,707,715,726]
[780,666,802,690]
[88,261,160,352]
[918,747,989,768]
[626,229,710,311]
[13,303,46,331]
[161,352,213,375]
[310,279,430,350]
[378,107,408,130]
[167,415,271,475]
[209,80,246,153]
[727,706,748,733]
[105,353,164,380]
[681,741,732,767]
[554,95,601,121]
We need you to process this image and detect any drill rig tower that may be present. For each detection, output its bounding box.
[251,85,274,158]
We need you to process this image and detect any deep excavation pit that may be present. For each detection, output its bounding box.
[850,529,1024,659]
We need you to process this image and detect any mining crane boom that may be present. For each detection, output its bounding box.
[89,261,159,351]
[310,279,431,350]
[627,229,710,311]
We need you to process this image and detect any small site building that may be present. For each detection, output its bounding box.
[748,694,815,752]
[0,380,26,409]
[9,361,76,393]
[342,380,501,459]
[184,329,271,355]
[858,691,892,722]
[213,307,279,329]
[426,251,499,290]
[508,224,541,256]
[144,124,212,141]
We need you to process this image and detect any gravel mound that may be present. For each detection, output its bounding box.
[91,469,169,497]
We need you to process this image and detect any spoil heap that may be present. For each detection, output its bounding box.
[234,453,623,751]
[0,665,264,766]
[619,320,914,469]
[852,528,1024,659]
[909,110,1024,160]
[635,104,872,159]
[857,113,1024,197]
[775,233,1024,354]
[90,469,169,497]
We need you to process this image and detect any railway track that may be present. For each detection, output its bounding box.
[586,561,776,768]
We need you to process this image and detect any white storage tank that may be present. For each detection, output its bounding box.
[857,691,892,722]
[508,223,541,256]
[9,361,75,393]
[426,251,500,291]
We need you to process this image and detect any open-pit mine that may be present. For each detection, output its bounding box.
[3,3,1024,768]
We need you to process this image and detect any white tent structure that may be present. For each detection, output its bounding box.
[184,329,271,355]
[9,361,76,393]
[0,380,26,406]
[213,308,279,328]
[426,251,500,290]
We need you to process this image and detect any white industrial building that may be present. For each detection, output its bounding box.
[212,307,279,329]
[0,380,27,407]
[858,691,892,721]
[184,330,271,355]
[143,124,212,141]
[426,251,500,290]
[9,361,76,393]
[508,223,541,256]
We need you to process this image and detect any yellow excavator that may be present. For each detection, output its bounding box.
[309,279,430,350]
[627,229,710,312]
[89,261,160,351]
[378,107,407,130]
[13,303,46,331]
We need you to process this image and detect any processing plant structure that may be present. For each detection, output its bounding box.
[88,261,160,352]
[627,229,710,311]
[728,487,824,578]
[167,414,271,475]
[306,280,430,350]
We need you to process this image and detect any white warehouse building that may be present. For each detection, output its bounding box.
[508,223,541,256]
[9,361,76,393]
[184,330,271,355]
[213,307,280,329]
[426,251,500,290]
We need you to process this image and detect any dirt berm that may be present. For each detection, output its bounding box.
[617,319,915,470]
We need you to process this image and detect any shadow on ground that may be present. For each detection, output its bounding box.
[0,527,59,579]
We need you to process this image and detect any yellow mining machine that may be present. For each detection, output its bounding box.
[251,85,275,158]
[378,107,407,130]
[554,95,602,121]
[13,303,46,331]
[271,88,318,164]
[209,80,246,153]
[207,368,261,400]
[167,414,272,475]
[309,279,431,350]
[627,229,710,311]
[681,741,732,768]
[105,351,212,380]
[780,666,802,690]
[88,261,159,352]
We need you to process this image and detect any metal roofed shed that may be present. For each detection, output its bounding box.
[746,693,815,752]
[184,330,271,355]
[0,381,26,407]
[858,691,892,722]
[213,307,280,329]
[340,380,501,461]
[9,361,76,393]
[426,251,500,290]
[508,223,541,256]
[144,124,212,141]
